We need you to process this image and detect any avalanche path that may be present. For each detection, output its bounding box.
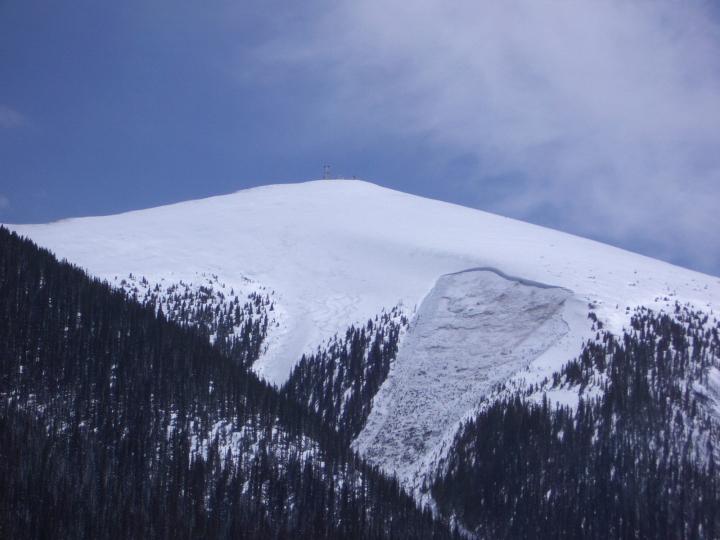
[353,268,572,490]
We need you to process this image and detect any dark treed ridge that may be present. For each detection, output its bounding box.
[283,309,407,444]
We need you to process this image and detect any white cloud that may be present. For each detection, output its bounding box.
[0,195,9,210]
[252,0,720,272]
[0,105,25,129]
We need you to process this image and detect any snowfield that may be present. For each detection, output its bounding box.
[9,179,720,387]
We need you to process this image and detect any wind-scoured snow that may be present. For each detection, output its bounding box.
[353,269,572,488]
[8,179,720,387]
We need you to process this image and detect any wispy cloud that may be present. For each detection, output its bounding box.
[0,195,9,211]
[251,0,720,272]
[0,105,25,129]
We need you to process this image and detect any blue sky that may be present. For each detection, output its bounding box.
[2,1,720,275]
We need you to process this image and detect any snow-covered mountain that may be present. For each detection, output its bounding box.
[11,180,719,375]
[9,179,720,505]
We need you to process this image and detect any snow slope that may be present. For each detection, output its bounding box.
[354,269,572,489]
[8,179,720,386]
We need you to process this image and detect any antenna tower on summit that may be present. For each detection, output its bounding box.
[323,164,331,179]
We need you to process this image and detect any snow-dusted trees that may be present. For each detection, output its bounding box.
[433,307,720,538]
[283,309,408,443]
